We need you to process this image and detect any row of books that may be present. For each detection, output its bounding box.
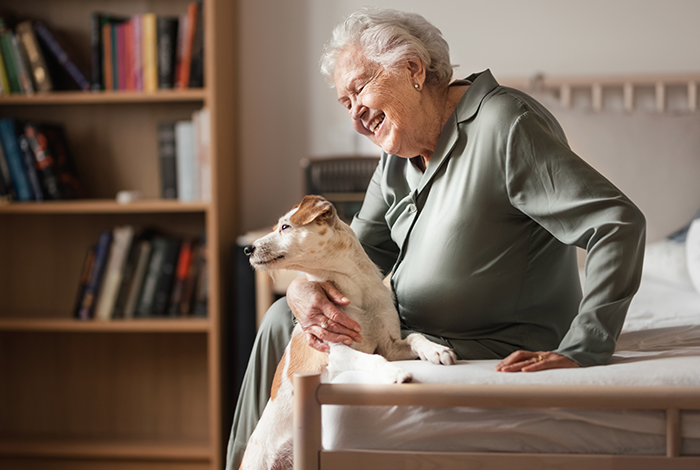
[92,1,203,92]
[0,17,91,94]
[75,226,208,321]
[159,107,211,202]
[0,0,203,95]
[0,118,83,201]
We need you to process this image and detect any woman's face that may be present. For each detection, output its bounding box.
[334,48,425,158]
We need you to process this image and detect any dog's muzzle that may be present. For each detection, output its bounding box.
[244,245,255,257]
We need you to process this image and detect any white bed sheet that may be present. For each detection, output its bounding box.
[324,274,700,455]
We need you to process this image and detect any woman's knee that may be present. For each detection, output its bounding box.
[256,297,295,349]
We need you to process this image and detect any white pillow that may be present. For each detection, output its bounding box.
[686,219,700,293]
[642,239,693,287]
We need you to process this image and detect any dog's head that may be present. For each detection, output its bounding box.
[244,195,348,272]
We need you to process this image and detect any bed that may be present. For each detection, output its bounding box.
[290,73,700,470]
[293,268,700,469]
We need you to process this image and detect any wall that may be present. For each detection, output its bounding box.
[237,0,700,235]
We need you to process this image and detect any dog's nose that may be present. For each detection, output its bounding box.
[244,245,255,257]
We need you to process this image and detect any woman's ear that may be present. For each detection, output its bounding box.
[407,57,427,90]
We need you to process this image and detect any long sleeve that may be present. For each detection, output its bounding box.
[506,110,646,366]
[350,157,400,276]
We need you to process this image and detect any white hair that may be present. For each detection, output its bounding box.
[320,7,455,88]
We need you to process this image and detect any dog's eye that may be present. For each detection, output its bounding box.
[280,224,291,231]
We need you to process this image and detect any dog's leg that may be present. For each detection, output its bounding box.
[380,333,457,365]
[405,333,458,364]
[326,343,413,383]
[239,380,294,470]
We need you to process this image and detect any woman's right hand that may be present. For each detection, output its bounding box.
[286,275,363,353]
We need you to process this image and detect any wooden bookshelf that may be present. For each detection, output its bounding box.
[0,89,207,105]
[0,1,237,469]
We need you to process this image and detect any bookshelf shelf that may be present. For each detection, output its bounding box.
[0,438,211,461]
[0,89,207,106]
[0,317,211,333]
[0,199,210,214]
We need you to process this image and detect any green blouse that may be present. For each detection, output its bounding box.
[350,70,646,367]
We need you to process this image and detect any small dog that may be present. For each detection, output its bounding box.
[240,195,456,470]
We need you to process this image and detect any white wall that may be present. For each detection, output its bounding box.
[237,0,700,233]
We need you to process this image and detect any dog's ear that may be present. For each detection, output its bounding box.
[289,195,336,226]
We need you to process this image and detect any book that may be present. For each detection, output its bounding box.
[177,3,197,90]
[10,34,34,94]
[187,1,204,88]
[168,238,196,316]
[122,238,152,319]
[16,21,52,93]
[33,21,90,91]
[116,22,126,90]
[0,29,21,94]
[73,246,96,318]
[135,236,169,317]
[18,134,44,200]
[152,237,181,316]
[0,139,15,199]
[156,16,178,89]
[158,121,178,199]
[178,241,201,315]
[102,22,113,90]
[173,13,188,89]
[194,108,211,201]
[192,238,208,316]
[23,121,63,200]
[94,225,136,321]
[130,16,143,91]
[175,120,197,201]
[77,230,113,320]
[0,119,32,201]
[0,46,10,94]
[124,20,134,90]
[42,123,84,199]
[141,13,157,92]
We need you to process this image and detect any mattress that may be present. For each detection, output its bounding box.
[323,274,700,455]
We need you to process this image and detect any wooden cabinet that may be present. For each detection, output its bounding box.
[0,1,237,469]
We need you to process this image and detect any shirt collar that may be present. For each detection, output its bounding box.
[454,69,500,123]
[412,70,499,193]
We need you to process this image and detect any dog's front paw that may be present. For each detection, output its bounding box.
[420,344,458,365]
[384,364,413,383]
[408,333,458,365]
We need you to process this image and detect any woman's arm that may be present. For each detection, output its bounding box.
[505,111,646,369]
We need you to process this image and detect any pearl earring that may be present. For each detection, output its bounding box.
[414,83,420,89]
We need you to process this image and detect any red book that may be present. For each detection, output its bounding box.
[178,2,197,89]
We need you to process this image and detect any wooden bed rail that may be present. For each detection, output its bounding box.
[293,372,700,470]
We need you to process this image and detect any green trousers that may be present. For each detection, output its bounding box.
[225,298,295,470]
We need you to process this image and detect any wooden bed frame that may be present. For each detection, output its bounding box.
[293,372,700,470]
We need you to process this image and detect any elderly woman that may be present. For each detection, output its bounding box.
[226,7,645,469]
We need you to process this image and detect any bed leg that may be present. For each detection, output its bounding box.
[666,408,681,458]
[294,372,322,470]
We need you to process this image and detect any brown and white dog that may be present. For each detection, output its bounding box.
[239,195,456,470]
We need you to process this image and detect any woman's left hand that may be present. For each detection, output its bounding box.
[495,351,579,372]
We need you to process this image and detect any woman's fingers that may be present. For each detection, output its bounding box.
[287,277,363,350]
[495,350,579,372]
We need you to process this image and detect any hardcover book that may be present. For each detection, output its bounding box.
[77,230,113,320]
[156,16,178,89]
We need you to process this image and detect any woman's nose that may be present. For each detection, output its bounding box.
[349,100,365,120]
